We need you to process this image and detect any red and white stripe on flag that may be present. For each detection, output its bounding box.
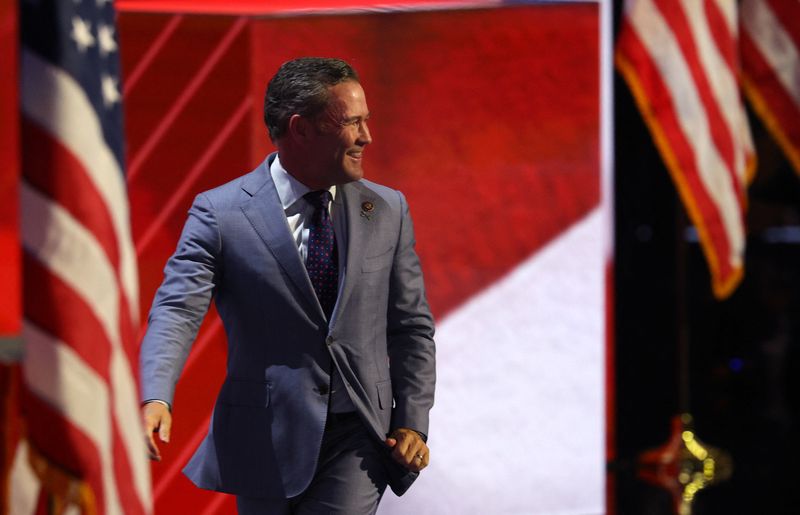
[12,0,152,513]
[741,0,800,176]
[616,0,755,298]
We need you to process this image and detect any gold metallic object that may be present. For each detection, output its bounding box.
[638,413,733,515]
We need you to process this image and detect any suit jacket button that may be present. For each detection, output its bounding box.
[326,336,334,345]
[318,384,329,395]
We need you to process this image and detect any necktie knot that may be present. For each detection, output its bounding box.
[305,190,332,211]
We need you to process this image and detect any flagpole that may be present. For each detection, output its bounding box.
[675,207,690,415]
[636,206,733,515]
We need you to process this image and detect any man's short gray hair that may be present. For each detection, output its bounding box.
[264,57,359,141]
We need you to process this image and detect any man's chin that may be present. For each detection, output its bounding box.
[326,164,363,186]
[342,167,364,184]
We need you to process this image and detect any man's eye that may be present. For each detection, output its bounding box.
[338,118,368,130]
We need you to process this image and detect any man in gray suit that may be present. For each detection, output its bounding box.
[140,57,436,514]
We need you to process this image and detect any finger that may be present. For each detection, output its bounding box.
[411,449,429,472]
[385,437,397,448]
[405,439,425,460]
[145,431,161,461]
[404,438,428,471]
[142,409,160,460]
[394,439,426,470]
[143,411,158,433]
[419,449,430,470]
[158,413,171,443]
[391,433,412,462]
[405,442,428,470]
[395,433,423,462]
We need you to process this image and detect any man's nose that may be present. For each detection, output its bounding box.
[358,121,372,145]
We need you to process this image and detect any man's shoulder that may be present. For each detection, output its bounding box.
[196,161,268,208]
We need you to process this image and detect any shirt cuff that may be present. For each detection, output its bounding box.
[142,399,171,411]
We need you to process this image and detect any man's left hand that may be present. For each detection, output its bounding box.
[385,428,429,472]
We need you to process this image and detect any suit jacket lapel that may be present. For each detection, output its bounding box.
[335,182,380,322]
[239,160,325,321]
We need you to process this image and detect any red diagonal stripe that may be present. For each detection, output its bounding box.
[154,412,210,501]
[199,491,231,515]
[124,14,184,96]
[127,17,247,183]
[148,319,222,499]
[135,95,252,255]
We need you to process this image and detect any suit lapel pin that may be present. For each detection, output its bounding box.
[360,201,374,220]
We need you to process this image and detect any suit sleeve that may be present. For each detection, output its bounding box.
[139,193,222,405]
[387,191,436,436]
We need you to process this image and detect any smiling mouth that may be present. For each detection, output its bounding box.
[347,152,363,161]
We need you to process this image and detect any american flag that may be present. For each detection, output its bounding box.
[616,0,756,298]
[741,0,800,177]
[12,0,151,513]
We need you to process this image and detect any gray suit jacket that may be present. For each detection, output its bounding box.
[139,154,436,499]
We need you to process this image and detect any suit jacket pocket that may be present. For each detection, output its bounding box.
[218,378,271,408]
[362,246,394,273]
[376,380,393,410]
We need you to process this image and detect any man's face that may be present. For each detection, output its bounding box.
[306,80,372,187]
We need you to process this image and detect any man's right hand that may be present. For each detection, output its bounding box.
[142,402,172,461]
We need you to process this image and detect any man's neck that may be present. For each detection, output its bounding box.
[276,151,330,191]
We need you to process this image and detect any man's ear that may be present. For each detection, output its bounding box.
[287,114,311,142]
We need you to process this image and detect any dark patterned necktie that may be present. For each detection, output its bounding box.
[304,190,338,319]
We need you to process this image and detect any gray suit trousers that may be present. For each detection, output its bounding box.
[236,413,388,514]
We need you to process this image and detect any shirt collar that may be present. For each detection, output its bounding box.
[270,154,337,211]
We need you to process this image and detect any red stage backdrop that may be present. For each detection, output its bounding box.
[120,3,605,513]
[0,0,20,343]
[1,0,22,510]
